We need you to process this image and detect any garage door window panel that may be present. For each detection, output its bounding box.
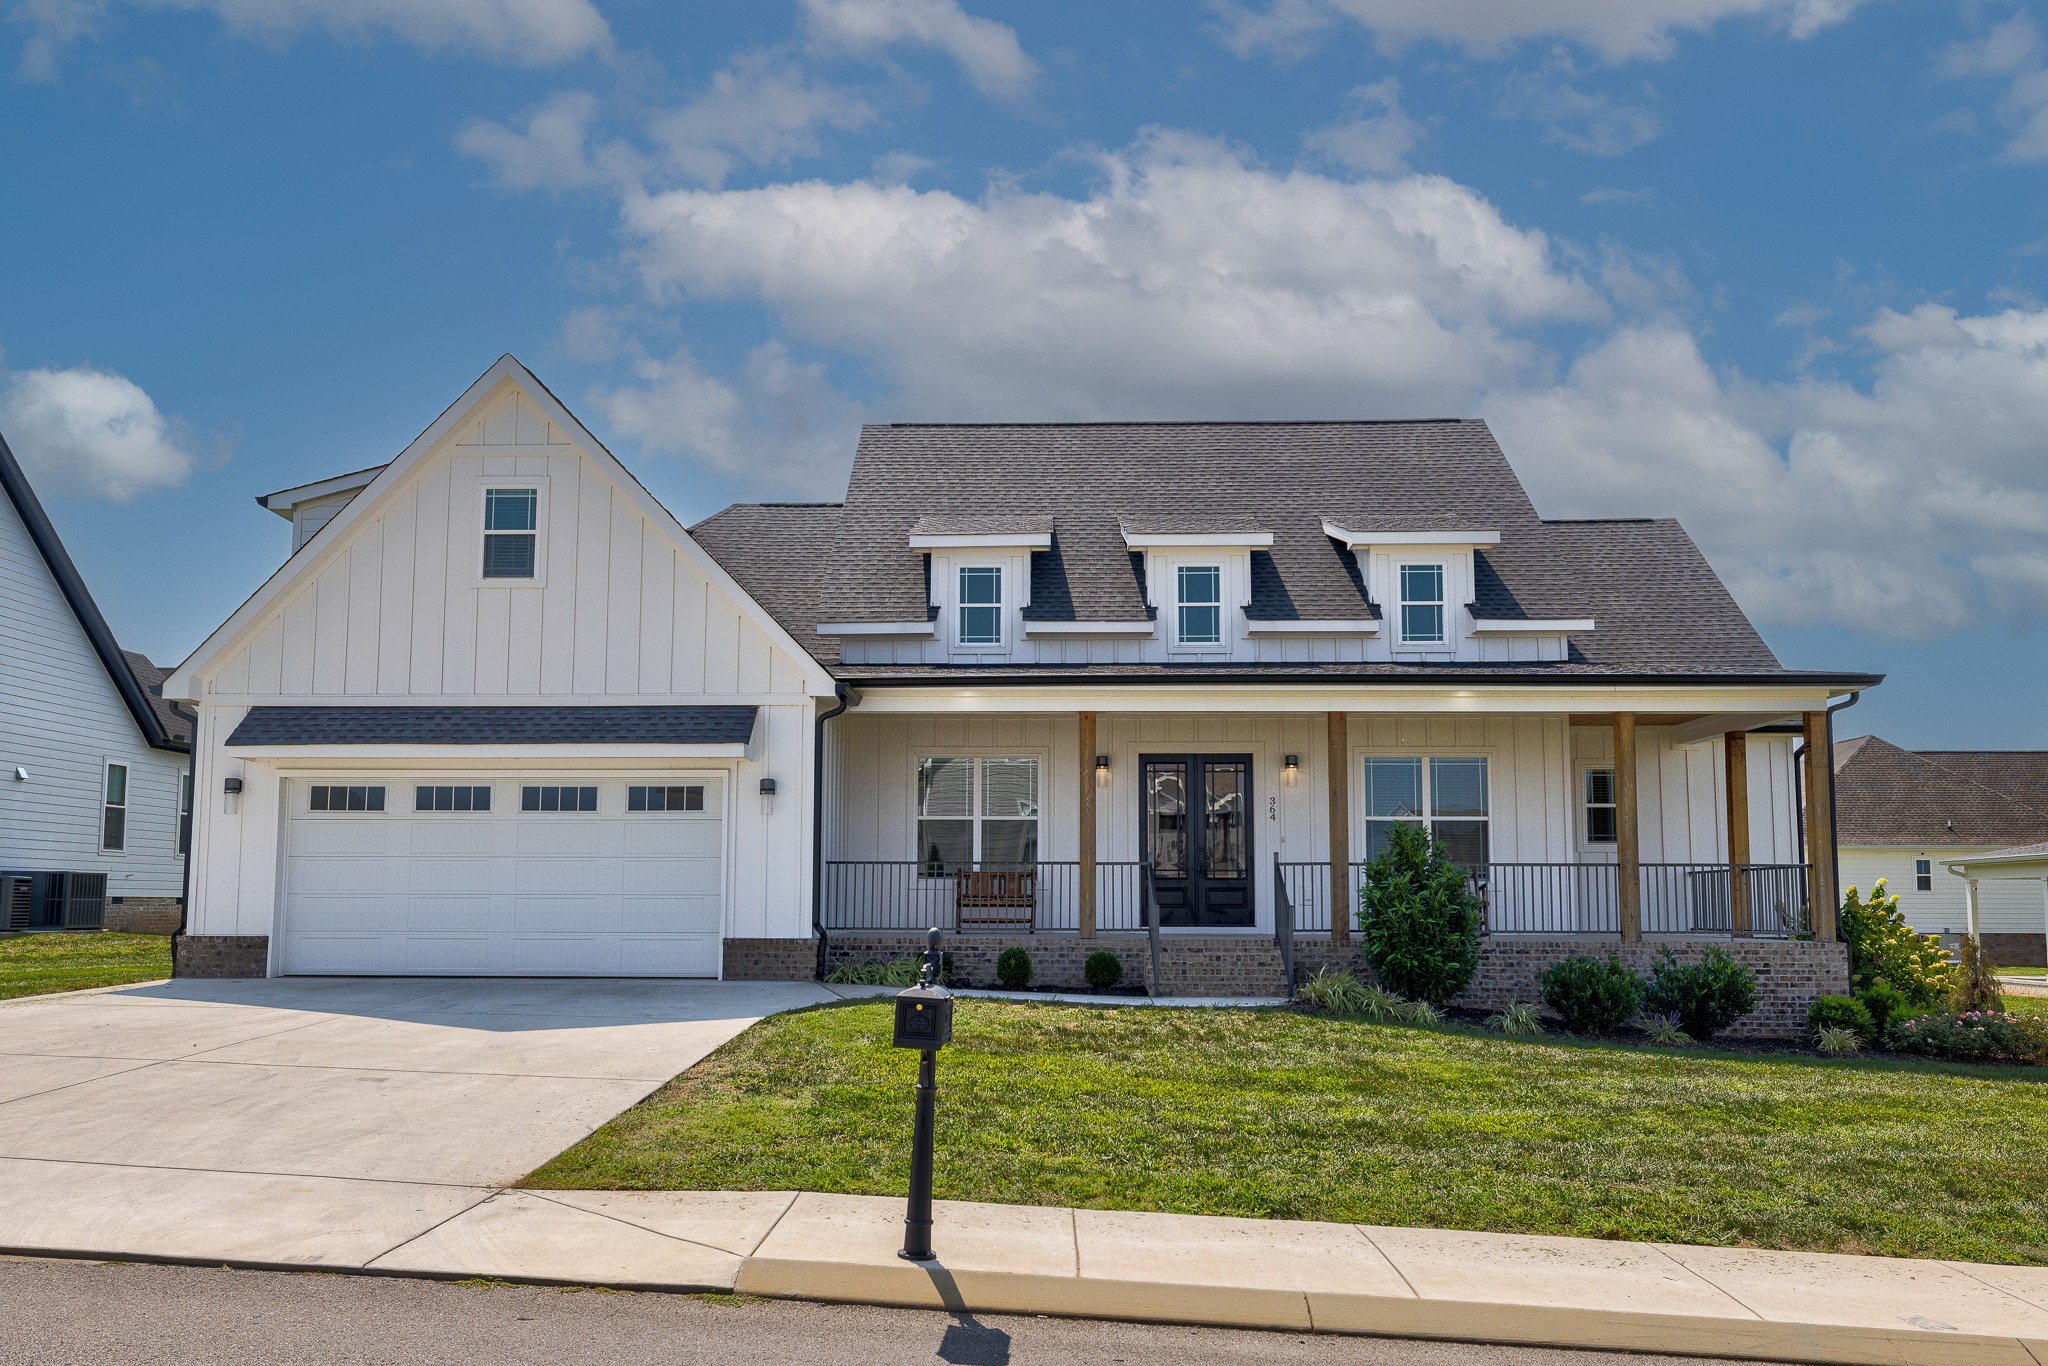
[309,785,386,812]
[415,785,492,812]
[522,785,599,812]
[629,785,705,812]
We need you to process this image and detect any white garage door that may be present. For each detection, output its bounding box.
[279,776,726,976]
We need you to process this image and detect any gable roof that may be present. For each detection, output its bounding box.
[1833,735,2048,847]
[696,419,1839,682]
[0,431,187,752]
[122,652,195,746]
[166,355,840,701]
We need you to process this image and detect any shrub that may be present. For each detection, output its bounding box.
[1296,970,1409,1022]
[1888,1010,2048,1064]
[1643,947,1758,1041]
[1955,937,2006,1014]
[1808,994,1877,1043]
[995,946,1033,990]
[1401,999,1443,1025]
[1814,1025,1865,1056]
[1358,825,1482,1006]
[1641,1012,1692,1046]
[1083,951,1124,990]
[1858,978,1910,1034]
[1538,954,1645,1035]
[1486,1001,1544,1036]
[823,957,921,986]
[1842,879,1955,1008]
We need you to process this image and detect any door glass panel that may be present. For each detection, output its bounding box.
[1203,761,1248,880]
[1144,761,1189,879]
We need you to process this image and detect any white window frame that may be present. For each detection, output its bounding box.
[1174,564,1225,649]
[474,477,549,588]
[1359,754,1491,866]
[1914,857,1932,892]
[1582,767,1617,845]
[955,564,1005,650]
[1396,561,1447,647]
[100,761,128,854]
[913,753,1044,876]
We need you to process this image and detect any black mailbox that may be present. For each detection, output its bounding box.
[893,984,953,1050]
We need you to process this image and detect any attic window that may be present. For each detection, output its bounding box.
[1398,563,1446,646]
[483,488,538,579]
[1176,565,1223,646]
[958,566,1003,647]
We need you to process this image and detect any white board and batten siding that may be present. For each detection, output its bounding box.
[180,381,826,968]
[1570,727,1801,865]
[1839,847,2045,939]
[0,484,186,898]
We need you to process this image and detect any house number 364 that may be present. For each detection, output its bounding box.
[1268,796,1278,821]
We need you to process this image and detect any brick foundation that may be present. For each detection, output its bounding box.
[1980,933,2047,969]
[722,937,820,981]
[172,935,269,978]
[829,933,1157,992]
[105,897,182,935]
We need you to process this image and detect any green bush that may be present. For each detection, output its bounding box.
[1858,978,1910,1034]
[1295,969,1409,1022]
[1955,936,2005,1014]
[1537,954,1645,1035]
[1357,825,1482,1006]
[823,957,921,986]
[1643,947,1758,1041]
[1842,879,1955,1008]
[995,946,1033,990]
[1083,950,1123,990]
[1814,1025,1864,1056]
[1888,1010,2048,1064]
[1641,1012,1692,1046]
[1808,994,1877,1043]
[1485,1001,1543,1036]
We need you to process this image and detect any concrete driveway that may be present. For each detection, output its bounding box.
[0,976,830,1268]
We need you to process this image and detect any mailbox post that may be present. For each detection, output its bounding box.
[892,927,952,1262]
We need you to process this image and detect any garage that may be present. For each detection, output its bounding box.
[277,774,727,977]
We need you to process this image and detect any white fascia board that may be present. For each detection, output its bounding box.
[906,532,1053,550]
[1244,619,1382,636]
[1468,617,1596,635]
[255,466,387,518]
[1021,619,1156,637]
[233,743,751,765]
[1321,519,1501,549]
[848,684,1845,716]
[818,621,938,638]
[1121,531,1275,549]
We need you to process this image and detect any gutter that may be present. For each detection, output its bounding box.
[811,684,857,979]
[830,669,1887,691]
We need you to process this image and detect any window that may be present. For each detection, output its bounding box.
[309,785,386,812]
[629,785,704,812]
[101,763,127,851]
[916,756,1039,874]
[1362,756,1488,867]
[177,773,192,856]
[523,785,598,812]
[957,566,1003,646]
[1175,565,1223,646]
[482,487,538,579]
[1915,858,1932,892]
[1583,768,1617,844]
[415,785,491,812]
[1398,563,1446,645]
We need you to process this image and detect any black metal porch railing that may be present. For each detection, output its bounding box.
[820,860,1147,933]
[1272,854,1296,996]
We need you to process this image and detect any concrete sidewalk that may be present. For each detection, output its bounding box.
[9,1186,2044,1365]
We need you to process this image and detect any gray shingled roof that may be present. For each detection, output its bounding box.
[909,514,1052,537]
[691,419,1808,678]
[1834,736,2048,847]
[226,706,758,747]
[121,652,194,746]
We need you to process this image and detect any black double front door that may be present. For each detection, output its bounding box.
[1141,754,1253,928]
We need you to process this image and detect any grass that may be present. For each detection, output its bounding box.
[525,998,2048,1266]
[0,932,172,1000]
[1999,965,2047,978]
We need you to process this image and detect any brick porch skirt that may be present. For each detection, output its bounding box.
[105,897,182,935]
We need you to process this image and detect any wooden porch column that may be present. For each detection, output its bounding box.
[1328,711,1350,941]
[1724,730,1751,937]
[1803,711,1837,940]
[1078,711,1097,939]
[1615,713,1641,942]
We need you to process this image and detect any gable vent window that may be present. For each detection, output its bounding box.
[415,785,491,813]
[629,785,705,812]
[482,487,539,579]
[309,785,385,812]
[101,763,128,852]
[957,566,1003,646]
[1398,563,1446,645]
[1915,857,1932,892]
[1176,565,1223,646]
[523,785,598,812]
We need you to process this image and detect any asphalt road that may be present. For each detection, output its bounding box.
[0,1256,1733,1366]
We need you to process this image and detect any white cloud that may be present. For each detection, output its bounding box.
[14,0,609,77]
[1941,13,2048,162]
[800,0,1036,102]
[456,90,610,190]
[1303,78,1426,173]
[1496,69,1663,155]
[1215,0,1863,64]
[647,52,876,187]
[0,364,208,501]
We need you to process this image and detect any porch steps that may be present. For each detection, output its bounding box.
[1148,939,1290,998]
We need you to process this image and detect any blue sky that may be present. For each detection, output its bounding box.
[4,0,2047,746]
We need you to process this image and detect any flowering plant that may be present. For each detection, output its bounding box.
[1887,1009,2048,1064]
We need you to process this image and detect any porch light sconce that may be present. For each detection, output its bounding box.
[1094,755,1111,789]
[758,776,778,816]
[222,776,244,795]
[1283,754,1300,788]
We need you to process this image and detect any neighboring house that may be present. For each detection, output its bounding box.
[1,433,193,935]
[1834,735,2048,965]
[164,357,1875,1032]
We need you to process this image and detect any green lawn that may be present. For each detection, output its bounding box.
[2001,965,2047,978]
[527,999,2048,1266]
[0,932,172,999]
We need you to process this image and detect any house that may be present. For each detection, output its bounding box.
[163,357,1875,1031]
[1,432,193,935]
[1834,736,2048,965]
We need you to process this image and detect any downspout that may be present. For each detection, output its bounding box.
[811,683,854,979]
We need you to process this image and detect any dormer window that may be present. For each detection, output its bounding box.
[1398,563,1445,646]
[1176,565,1223,646]
[483,487,539,579]
[958,566,1003,646]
